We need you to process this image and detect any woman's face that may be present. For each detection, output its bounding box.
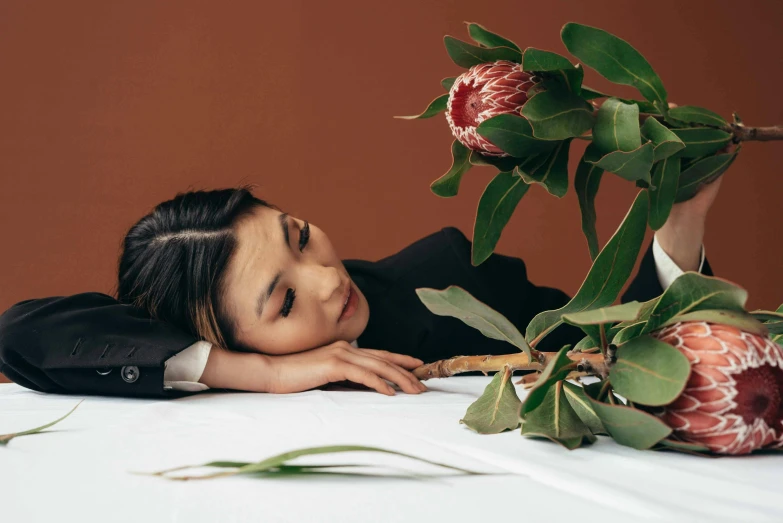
[221,205,370,355]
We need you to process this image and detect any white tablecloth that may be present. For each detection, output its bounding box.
[1,377,782,523]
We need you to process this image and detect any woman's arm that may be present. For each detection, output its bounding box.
[199,341,426,395]
[0,292,426,397]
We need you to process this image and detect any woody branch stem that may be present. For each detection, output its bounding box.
[412,351,606,380]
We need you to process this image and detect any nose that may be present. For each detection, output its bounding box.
[300,263,342,302]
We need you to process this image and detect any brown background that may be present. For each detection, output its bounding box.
[1,0,782,383]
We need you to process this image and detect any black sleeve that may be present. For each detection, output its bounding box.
[0,292,199,398]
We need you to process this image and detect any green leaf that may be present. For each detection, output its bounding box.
[609,298,660,343]
[593,98,641,154]
[750,310,783,335]
[460,366,522,433]
[614,297,659,330]
[563,381,606,435]
[526,191,649,346]
[562,301,644,346]
[0,401,82,445]
[520,345,575,415]
[610,335,691,406]
[573,335,598,353]
[521,48,583,93]
[144,445,482,480]
[675,148,739,203]
[667,309,768,337]
[471,171,531,266]
[584,390,672,450]
[560,23,667,104]
[517,140,570,198]
[466,22,521,52]
[431,140,472,198]
[618,98,661,114]
[641,117,685,162]
[521,381,595,449]
[648,156,680,230]
[585,142,654,184]
[468,150,523,172]
[775,305,783,343]
[522,47,574,70]
[643,272,748,334]
[521,87,595,140]
[611,322,648,345]
[395,94,449,120]
[444,36,522,68]
[656,438,711,453]
[580,85,610,100]
[668,105,727,127]
[441,77,457,91]
[671,128,732,158]
[574,158,604,260]
[416,285,531,356]
[476,114,558,157]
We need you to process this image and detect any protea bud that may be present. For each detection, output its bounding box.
[446,60,539,157]
[653,321,783,455]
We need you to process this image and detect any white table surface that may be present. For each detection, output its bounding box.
[2,376,782,523]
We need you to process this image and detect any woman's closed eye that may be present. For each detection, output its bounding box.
[299,221,310,252]
[280,288,296,318]
[279,222,310,318]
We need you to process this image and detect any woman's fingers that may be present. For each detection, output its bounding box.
[357,348,424,370]
[340,365,396,396]
[345,352,426,394]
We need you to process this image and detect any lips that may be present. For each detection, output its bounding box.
[338,280,351,317]
[338,279,358,323]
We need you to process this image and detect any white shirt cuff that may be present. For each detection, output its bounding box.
[652,233,706,290]
[163,340,212,392]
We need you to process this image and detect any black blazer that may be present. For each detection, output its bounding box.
[0,227,711,398]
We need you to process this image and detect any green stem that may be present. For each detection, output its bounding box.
[598,380,612,402]
[599,324,608,357]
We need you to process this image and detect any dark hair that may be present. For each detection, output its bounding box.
[116,185,274,351]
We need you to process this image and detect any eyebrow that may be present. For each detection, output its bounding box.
[255,213,292,318]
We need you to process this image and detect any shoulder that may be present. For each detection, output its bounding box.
[376,227,469,269]
[344,227,469,285]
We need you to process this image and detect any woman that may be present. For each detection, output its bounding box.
[0,178,718,398]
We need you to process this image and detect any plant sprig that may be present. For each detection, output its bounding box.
[0,400,83,445]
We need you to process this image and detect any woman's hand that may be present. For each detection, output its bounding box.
[654,104,735,271]
[200,341,427,395]
[655,177,721,272]
[264,341,427,395]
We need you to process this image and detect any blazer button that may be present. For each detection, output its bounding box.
[96,367,112,376]
[121,365,140,383]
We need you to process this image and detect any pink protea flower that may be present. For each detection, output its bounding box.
[653,321,783,455]
[446,60,539,157]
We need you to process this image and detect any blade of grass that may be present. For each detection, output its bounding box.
[0,400,83,445]
[139,445,485,481]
